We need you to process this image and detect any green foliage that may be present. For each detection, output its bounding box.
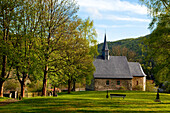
[0,0,23,80]
[35,0,79,95]
[161,81,170,93]
[4,78,20,92]
[139,0,169,29]
[140,0,170,84]
[133,85,143,91]
[27,81,43,92]
[0,0,97,96]
[110,45,137,62]
[48,17,97,93]
[119,86,126,90]
[146,80,157,92]
[98,37,146,61]
[79,17,98,57]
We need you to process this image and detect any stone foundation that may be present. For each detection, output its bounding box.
[94,79,132,91]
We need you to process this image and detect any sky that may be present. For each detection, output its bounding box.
[76,0,152,43]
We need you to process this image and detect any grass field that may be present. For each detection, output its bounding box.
[0,90,170,113]
[0,97,9,102]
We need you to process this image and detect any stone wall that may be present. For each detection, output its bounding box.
[132,77,146,91]
[94,79,132,91]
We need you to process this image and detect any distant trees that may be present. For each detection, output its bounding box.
[97,38,144,62]
[110,45,137,62]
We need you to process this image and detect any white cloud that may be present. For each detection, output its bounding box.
[105,15,150,22]
[76,0,151,42]
[86,8,102,18]
[77,0,148,15]
[96,24,136,28]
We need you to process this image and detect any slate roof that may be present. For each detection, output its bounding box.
[93,56,133,79]
[128,62,147,77]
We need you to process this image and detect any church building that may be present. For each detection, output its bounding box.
[87,34,147,91]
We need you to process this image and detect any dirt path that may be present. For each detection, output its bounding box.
[0,99,20,106]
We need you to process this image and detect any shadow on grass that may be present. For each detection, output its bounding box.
[0,91,169,113]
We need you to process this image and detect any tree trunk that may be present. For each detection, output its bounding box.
[0,55,7,97]
[53,86,56,96]
[72,79,76,91]
[21,82,25,98]
[2,56,7,78]
[42,65,48,96]
[68,79,72,94]
[0,82,4,97]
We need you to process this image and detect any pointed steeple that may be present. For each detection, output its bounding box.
[102,33,109,51]
[102,33,109,60]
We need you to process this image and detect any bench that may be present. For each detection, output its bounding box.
[110,94,126,99]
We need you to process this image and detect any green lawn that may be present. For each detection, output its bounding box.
[0,97,9,102]
[0,90,170,113]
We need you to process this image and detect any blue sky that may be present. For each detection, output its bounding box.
[76,0,152,43]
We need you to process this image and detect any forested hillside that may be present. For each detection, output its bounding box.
[98,35,148,60]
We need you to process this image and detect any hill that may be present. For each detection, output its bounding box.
[97,35,149,61]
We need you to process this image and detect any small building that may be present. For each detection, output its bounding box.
[87,34,146,91]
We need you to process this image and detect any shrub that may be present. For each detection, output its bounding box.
[146,80,157,92]
[119,86,125,90]
[133,85,143,91]
[161,81,170,93]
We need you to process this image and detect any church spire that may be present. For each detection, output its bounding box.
[102,33,109,51]
[102,33,109,60]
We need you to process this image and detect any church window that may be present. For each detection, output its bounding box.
[106,80,109,86]
[117,81,120,85]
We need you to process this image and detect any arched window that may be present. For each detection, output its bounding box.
[137,81,138,85]
[106,80,109,86]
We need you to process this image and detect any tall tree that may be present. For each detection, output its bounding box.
[139,0,170,83]
[58,18,97,94]
[75,17,98,89]
[10,0,43,98]
[0,0,23,97]
[37,0,78,96]
[61,36,95,94]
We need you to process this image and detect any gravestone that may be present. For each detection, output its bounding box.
[106,90,109,98]
[155,89,161,102]
[10,91,17,98]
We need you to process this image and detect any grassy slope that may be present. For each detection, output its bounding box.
[0,91,169,113]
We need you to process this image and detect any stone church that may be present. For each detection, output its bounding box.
[87,34,147,91]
